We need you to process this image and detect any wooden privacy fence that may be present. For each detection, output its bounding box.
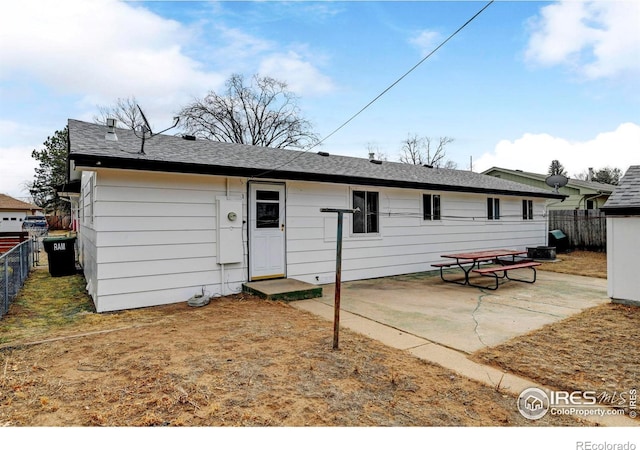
[548,209,606,251]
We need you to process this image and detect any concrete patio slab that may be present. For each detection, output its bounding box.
[297,270,608,354]
[291,270,640,426]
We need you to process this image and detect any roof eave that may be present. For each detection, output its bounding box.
[70,153,566,200]
[601,207,640,216]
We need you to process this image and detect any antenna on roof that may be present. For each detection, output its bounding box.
[135,105,180,155]
[545,174,569,193]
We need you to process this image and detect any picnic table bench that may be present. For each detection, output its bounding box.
[432,249,540,290]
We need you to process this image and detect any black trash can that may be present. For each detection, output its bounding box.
[43,236,77,277]
[548,229,569,253]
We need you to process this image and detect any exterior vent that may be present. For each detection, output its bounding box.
[105,118,118,142]
[369,159,383,165]
[182,135,196,141]
[317,151,330,157]
[423,164,433,169]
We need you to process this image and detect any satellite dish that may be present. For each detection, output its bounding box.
[137,105,153,135]
[545,174,569,193]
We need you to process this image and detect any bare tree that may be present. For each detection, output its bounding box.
[94,96,145,130]
[366,142,387,161]
[399,134,424,165]
[179,74,319,149]
[575,166,623,185]
[399,134,455,168]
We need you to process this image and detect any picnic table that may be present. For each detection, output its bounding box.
[432,249,541,290]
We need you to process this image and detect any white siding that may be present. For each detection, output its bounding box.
[607,217,640,305]
[81,169,246,312]
[285,181,549,284]
[77,169,550,311]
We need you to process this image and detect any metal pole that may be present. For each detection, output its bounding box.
[320,207,358,350]
[333,211,343,350]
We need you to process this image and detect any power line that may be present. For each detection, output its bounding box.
[316,0,494,148]
[251,0,494,179]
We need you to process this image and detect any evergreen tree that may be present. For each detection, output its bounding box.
[29,127,70,215]
[548,160,567,176]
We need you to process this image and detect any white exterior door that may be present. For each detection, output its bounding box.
[249,183,286,280]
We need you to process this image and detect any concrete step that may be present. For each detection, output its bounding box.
[243,278,322,301]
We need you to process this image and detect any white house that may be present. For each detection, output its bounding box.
[66,119,565,312]
[601,165,640,307]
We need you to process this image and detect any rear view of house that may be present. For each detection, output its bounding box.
[65,119,564,312]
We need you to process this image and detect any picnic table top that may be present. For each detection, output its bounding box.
[440,249,527,260]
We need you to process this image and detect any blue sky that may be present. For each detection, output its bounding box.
[1,0,639,200]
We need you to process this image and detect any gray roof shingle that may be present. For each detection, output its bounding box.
[602,165,640,214]
[68,119,564,199]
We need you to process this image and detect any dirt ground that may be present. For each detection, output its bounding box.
[0,250,635,427]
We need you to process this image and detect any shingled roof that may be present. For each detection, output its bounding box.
[0,193,39,212]
[601,166,640,215]
[68,119,564,199]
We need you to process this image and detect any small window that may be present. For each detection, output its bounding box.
[256,190,281,228]
[586,199,595,210]
[487,198,500,220]
[423,194,441,221]
[522,200,533,220]
[353,190,379,234]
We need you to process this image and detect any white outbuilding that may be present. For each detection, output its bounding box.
[601,165,640,307]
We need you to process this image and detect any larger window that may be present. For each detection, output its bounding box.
[423,194,441,221]
[353,190,379,234]
[487,197,500,220]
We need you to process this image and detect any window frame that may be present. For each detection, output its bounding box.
[422,193,441,221]
[522,199,534,220]
[352,190,379,234]
[487,197,501,220]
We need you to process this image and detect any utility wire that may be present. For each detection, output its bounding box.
[251,0,494,179]
[315,0,494,149]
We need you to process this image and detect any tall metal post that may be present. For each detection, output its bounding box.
[320,207,358,350]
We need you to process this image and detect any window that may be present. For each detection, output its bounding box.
[353,190,379,234]
[256,190,280,228]
[423,194,441,221]
[586,199,595,210]
[487,198,500,220]
[522,200,533,220]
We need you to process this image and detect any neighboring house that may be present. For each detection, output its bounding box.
[0,193,42,232]
[482,167,615,210]
[65,119,564,312]
[601,165,640,307]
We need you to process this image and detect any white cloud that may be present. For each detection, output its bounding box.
[0,0,224,111]
[525,0,640,79]
[409,30,442,57]
[474,123,640,176]
[0,145,37,199]
[258,51,335,96]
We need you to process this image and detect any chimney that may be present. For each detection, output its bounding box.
[105,118,118,142]
[587,167,593,181]
[368,152,375,161]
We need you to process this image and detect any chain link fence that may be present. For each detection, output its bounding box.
[1,238,35,319]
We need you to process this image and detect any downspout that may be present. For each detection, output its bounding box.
[579,192,607,210]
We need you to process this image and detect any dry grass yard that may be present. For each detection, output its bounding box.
[0,250,636,427]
